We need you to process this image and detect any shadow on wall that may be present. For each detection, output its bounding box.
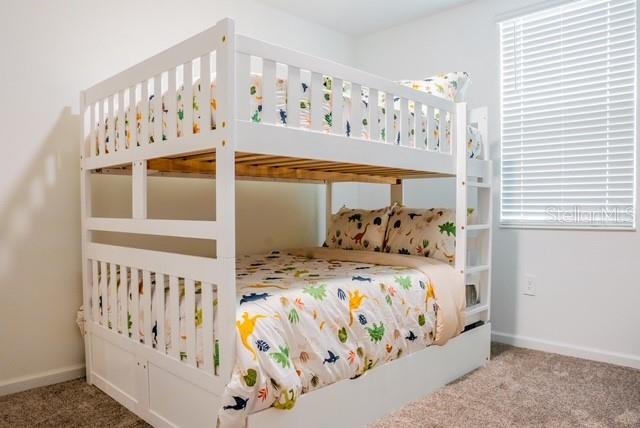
[0,107,84,378]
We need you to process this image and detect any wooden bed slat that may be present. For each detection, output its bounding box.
[153,74,163,144]
[169,275,180,360]
[88,103,96,157]
[350,83,362,138]
[183,61,193,137]
[166,69,177,141]
[439,109,447,153]
[128,85,137,149]
[142,270,152,347]
[414,102,423,149]
[202,282,214,373]
[331,77,343,135]
[98,101,106,156]
[118,265,128,336]
[310,72,323,131]
[99,261,107,326]
[399,98,409,147]
[287,65,301,128]
[107,96,116,153]
[185,278,197,367]
[385,92,394,144]
[140,81,149,146]
[109,262,117,330]
[147,158,401,184]
[131,267,140,342]
[427,105,436,151]
[91,259,99,322]
[200,53,212,132]
[155,273,166,353]
[117,91,125,151]
[369,88,379,142]
[262,59,276,124]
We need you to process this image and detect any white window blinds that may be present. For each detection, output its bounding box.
[500,0,636,228]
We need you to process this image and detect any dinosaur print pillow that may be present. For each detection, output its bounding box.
[384,207,457,264]
[325,207,392,252]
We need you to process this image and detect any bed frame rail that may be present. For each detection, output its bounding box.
[81,20,233,171]
[235,35,458,154]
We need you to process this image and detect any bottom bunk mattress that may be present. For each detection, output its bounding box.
[226,248,465,427]
[90,248,465,428]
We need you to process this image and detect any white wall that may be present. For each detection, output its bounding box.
[0,0,353,392]
[354,0,640,367]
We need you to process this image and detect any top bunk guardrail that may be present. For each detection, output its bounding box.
[80,18,469,175]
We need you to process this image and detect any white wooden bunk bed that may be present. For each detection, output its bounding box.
[79,18,492,428]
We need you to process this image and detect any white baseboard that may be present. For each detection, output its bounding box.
[492,331,640,370]
[0,364,86,397]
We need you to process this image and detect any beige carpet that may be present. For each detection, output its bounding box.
[1,344,639,427]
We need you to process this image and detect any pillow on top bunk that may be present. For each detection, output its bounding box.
[397,72,471,103]
[384,207,458,265]
[325,207,392,251]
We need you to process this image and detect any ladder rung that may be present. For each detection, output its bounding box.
[467,223,490,231]
[465,303,489,316]
[466,264,490,274]
[468,181,491,188]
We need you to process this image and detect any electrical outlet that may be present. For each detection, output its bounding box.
[523,274,536,296]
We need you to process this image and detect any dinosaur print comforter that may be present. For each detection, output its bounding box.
[220,247,465,427]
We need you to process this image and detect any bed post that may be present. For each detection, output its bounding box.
[390,180,403,205]
[454,103,468,288]
[325,181,333,237]
[216,17,237,382]
[79,90,93,385]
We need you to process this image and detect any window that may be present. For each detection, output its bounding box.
[499,0,636,229]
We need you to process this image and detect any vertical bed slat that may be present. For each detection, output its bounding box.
[98,101,105,155]
[202,282,214,373]
[109,263,118,330]
[385,93,394,144]
[99,261,107,326]
[131,268,140,342]
[117,91,125,151]
[169,275,180,359]
[153,74,163,144]
[414,102,423,149]
[140,81,149,145]
[118,265,127,335]
[427,106,436,151]
[142,270,152,346]
[107,96,115,153]
[91,259,99,322]
[262,59,276,124]
[236,53,251,122]
[439,110,448,153]
[399,98,409,146]
[287,65,301,128]
[183,61,193,136]
[128,85,138,148]
[350,83,362,138]
[185,279,196,367]
[369,88,379,141]
[166,69,177,141]
[88,103,96,157]
[155,273,165,353]
[331,77,343,135]
[309,71,323,131]
[200,53,212,132]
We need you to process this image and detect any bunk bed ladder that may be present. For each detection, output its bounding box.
[462,107,492,326]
